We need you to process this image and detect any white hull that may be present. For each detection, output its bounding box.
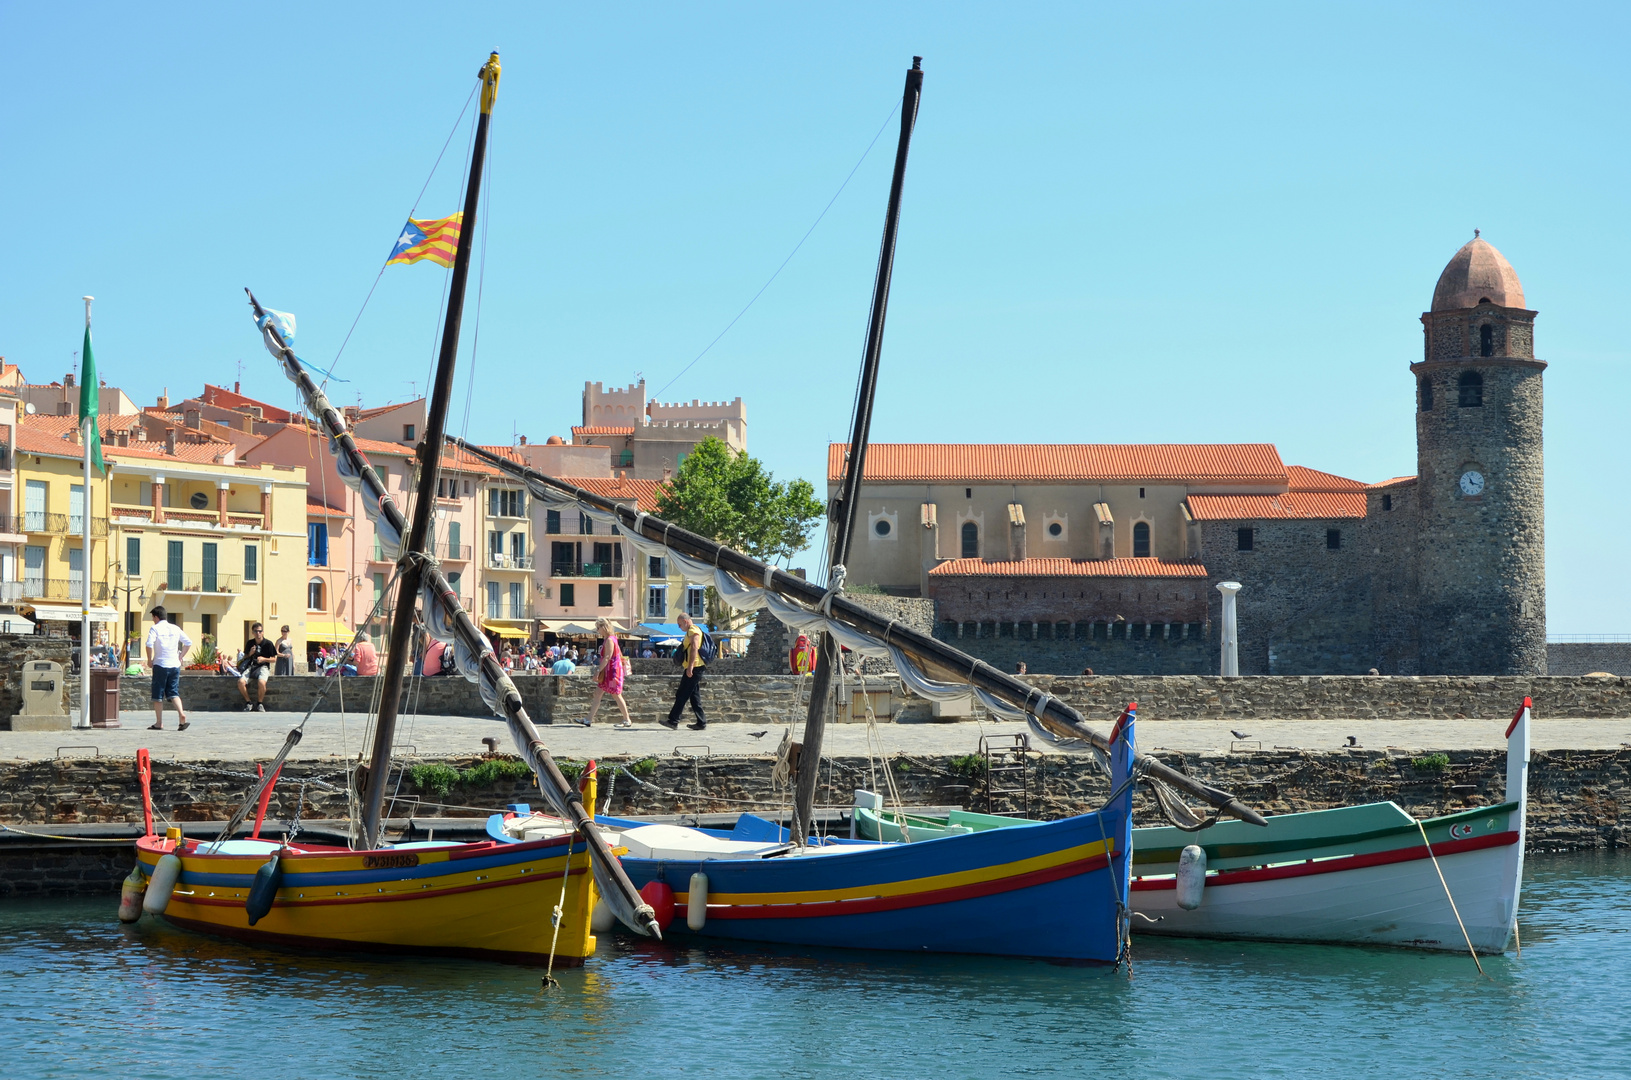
[1133,829,1522,954]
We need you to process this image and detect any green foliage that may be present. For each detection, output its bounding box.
[461,757,536,787]
[849,582,885,595]
[408,763,460,798]
[655,437,825,565]
[950,754,988,780]
[1411,753,1451,773]
[893,759,912,775]
[555,759,586,781]
[188,636,218,667]
[630,756,659,777]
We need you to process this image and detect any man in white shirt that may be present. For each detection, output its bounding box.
[144,606,192,731]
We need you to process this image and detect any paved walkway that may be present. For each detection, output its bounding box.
[5,711,1629,763]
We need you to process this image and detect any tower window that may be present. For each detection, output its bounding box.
[961,521,979,558]
[1132,521,1151,557]
[1458,371,1484,408]
[1479,324,1494,357]
[1382,494,1393,512]
[1138,487,1146,498]
[1420,377,1433,411]
[1237,528,1253,552]
[1326,529,1342,550]
[965,488,972,499]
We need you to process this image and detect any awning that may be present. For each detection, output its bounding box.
[557,623,601,636]
[0,614,35,633]
[304,620,354,644]
[27,604,120,623]
[636,622,685,638]
[481,619,532,639]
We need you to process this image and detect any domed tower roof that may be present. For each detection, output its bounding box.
[1431,234,1525,312]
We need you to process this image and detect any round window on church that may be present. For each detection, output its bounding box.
[874,519,891,537]
[1048,522,1063,537]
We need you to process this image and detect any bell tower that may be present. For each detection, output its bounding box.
[1413,234,1546,674]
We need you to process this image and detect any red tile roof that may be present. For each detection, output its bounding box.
[25,413,145,437]
[1369,475,1417,489]
[572,426,636,437]
[199,384,295,423]
[927,557,1209,578]
[348,436,415,458]
[103,441,238,465]
[353,400,419,420]
[1285,465,1367,491]
[829,444,1287,484]
[307,501,349,518]
[1186,492,1367,520]
[558,476,665,512]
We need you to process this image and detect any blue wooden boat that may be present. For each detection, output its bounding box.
[495,714,1139,963]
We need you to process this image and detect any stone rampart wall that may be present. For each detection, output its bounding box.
[1547,643,1631,676]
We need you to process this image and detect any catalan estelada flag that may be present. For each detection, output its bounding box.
[387,213,463,268]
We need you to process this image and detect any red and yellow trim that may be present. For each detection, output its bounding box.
[1131,830,1517,892]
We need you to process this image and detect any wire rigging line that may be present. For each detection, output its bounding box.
[324,82,481,385]
[650,101,903,402]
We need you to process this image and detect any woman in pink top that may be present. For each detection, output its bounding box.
[579,617,632,729]
[352,632,380,677]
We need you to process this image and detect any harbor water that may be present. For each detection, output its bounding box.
[2,852,1626,1079]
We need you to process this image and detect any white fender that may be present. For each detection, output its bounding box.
[687,872,709,931]
[117,866,147,923]
[1176,845,1207,911]
[590,898,615,934]
[142,853,182,915]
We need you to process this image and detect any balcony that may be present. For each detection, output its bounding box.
[551,560,623,578]
[0,514,19,536]
[21,578,111,603]
[439,542,472,562]
[149,571,242,596]
[486,552,534,571]
[21,512,109,537]
[483,601,535,620]
[0,581,25,602]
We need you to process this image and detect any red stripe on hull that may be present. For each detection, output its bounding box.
[704,851,1112,921]
[159,914,581,968]
[1130,830,1517,892]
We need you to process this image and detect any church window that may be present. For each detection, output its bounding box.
[1237,528,1253,552]
[1326,529,1342,550]
[1458,371,1484,408]
[1047,522,1062,537]
[965,488,972,499]
[1420,378,1433,411]
[961,522,978,558]
[1480,324,1494,357]
[874,519,891,537]
[1133,521,1151,557]
[1139,488,1146,499]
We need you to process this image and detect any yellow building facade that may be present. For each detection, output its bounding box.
[12,423,116,639]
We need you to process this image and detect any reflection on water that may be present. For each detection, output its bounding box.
[2,853,1627,1079]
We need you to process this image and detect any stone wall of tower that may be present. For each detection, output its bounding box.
[1360,482,1422,674]
[1412,332,1547,675]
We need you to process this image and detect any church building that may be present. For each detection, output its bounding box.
[831,237,1546,676]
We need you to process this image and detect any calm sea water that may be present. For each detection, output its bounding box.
[1,853,1626,1079]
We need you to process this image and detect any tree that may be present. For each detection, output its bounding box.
[655,437,825,628]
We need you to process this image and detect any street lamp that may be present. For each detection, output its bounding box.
[109,562,145,668]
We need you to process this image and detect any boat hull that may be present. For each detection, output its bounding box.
[135,832,598,966]
[620,812,1131,962]
[1131,811,1522,954]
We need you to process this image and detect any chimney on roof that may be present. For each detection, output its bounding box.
[241,414,254,433]
[56,402,71,416]
[165,427,177,456]
[184,408,201,430]
[518,435,527,446]
[157,389,169,410]
[234,381,240,393]
[64,372,75,388]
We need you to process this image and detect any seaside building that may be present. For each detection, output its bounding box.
[830,237,1547,676]
[571,380,746,480]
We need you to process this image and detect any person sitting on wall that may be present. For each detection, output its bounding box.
[551,654,576,675]
[422,637,446,677]
[352,632,380,677]
[238,623,277,711]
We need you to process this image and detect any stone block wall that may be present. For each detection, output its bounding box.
[1546,643,1631,676]
[932,621,1211,675]
[0,634,74,720]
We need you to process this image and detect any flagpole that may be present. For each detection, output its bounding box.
[79,295,93,729]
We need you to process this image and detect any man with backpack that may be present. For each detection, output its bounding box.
[660,612,712,731]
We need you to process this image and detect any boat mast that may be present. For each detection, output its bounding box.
[791,58,924,846]
[360,52,502,849]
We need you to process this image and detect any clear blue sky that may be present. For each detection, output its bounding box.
[2,3,1627,633]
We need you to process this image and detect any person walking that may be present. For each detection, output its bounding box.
[578,617,633,728]
[274,625,295,676]
[238,623,277,711]
[661,613,707,731]
[144,607,191,731]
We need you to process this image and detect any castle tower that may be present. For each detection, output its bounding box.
[1414,235,1546,674]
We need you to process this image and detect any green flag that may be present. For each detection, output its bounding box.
[80,325,105,475]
